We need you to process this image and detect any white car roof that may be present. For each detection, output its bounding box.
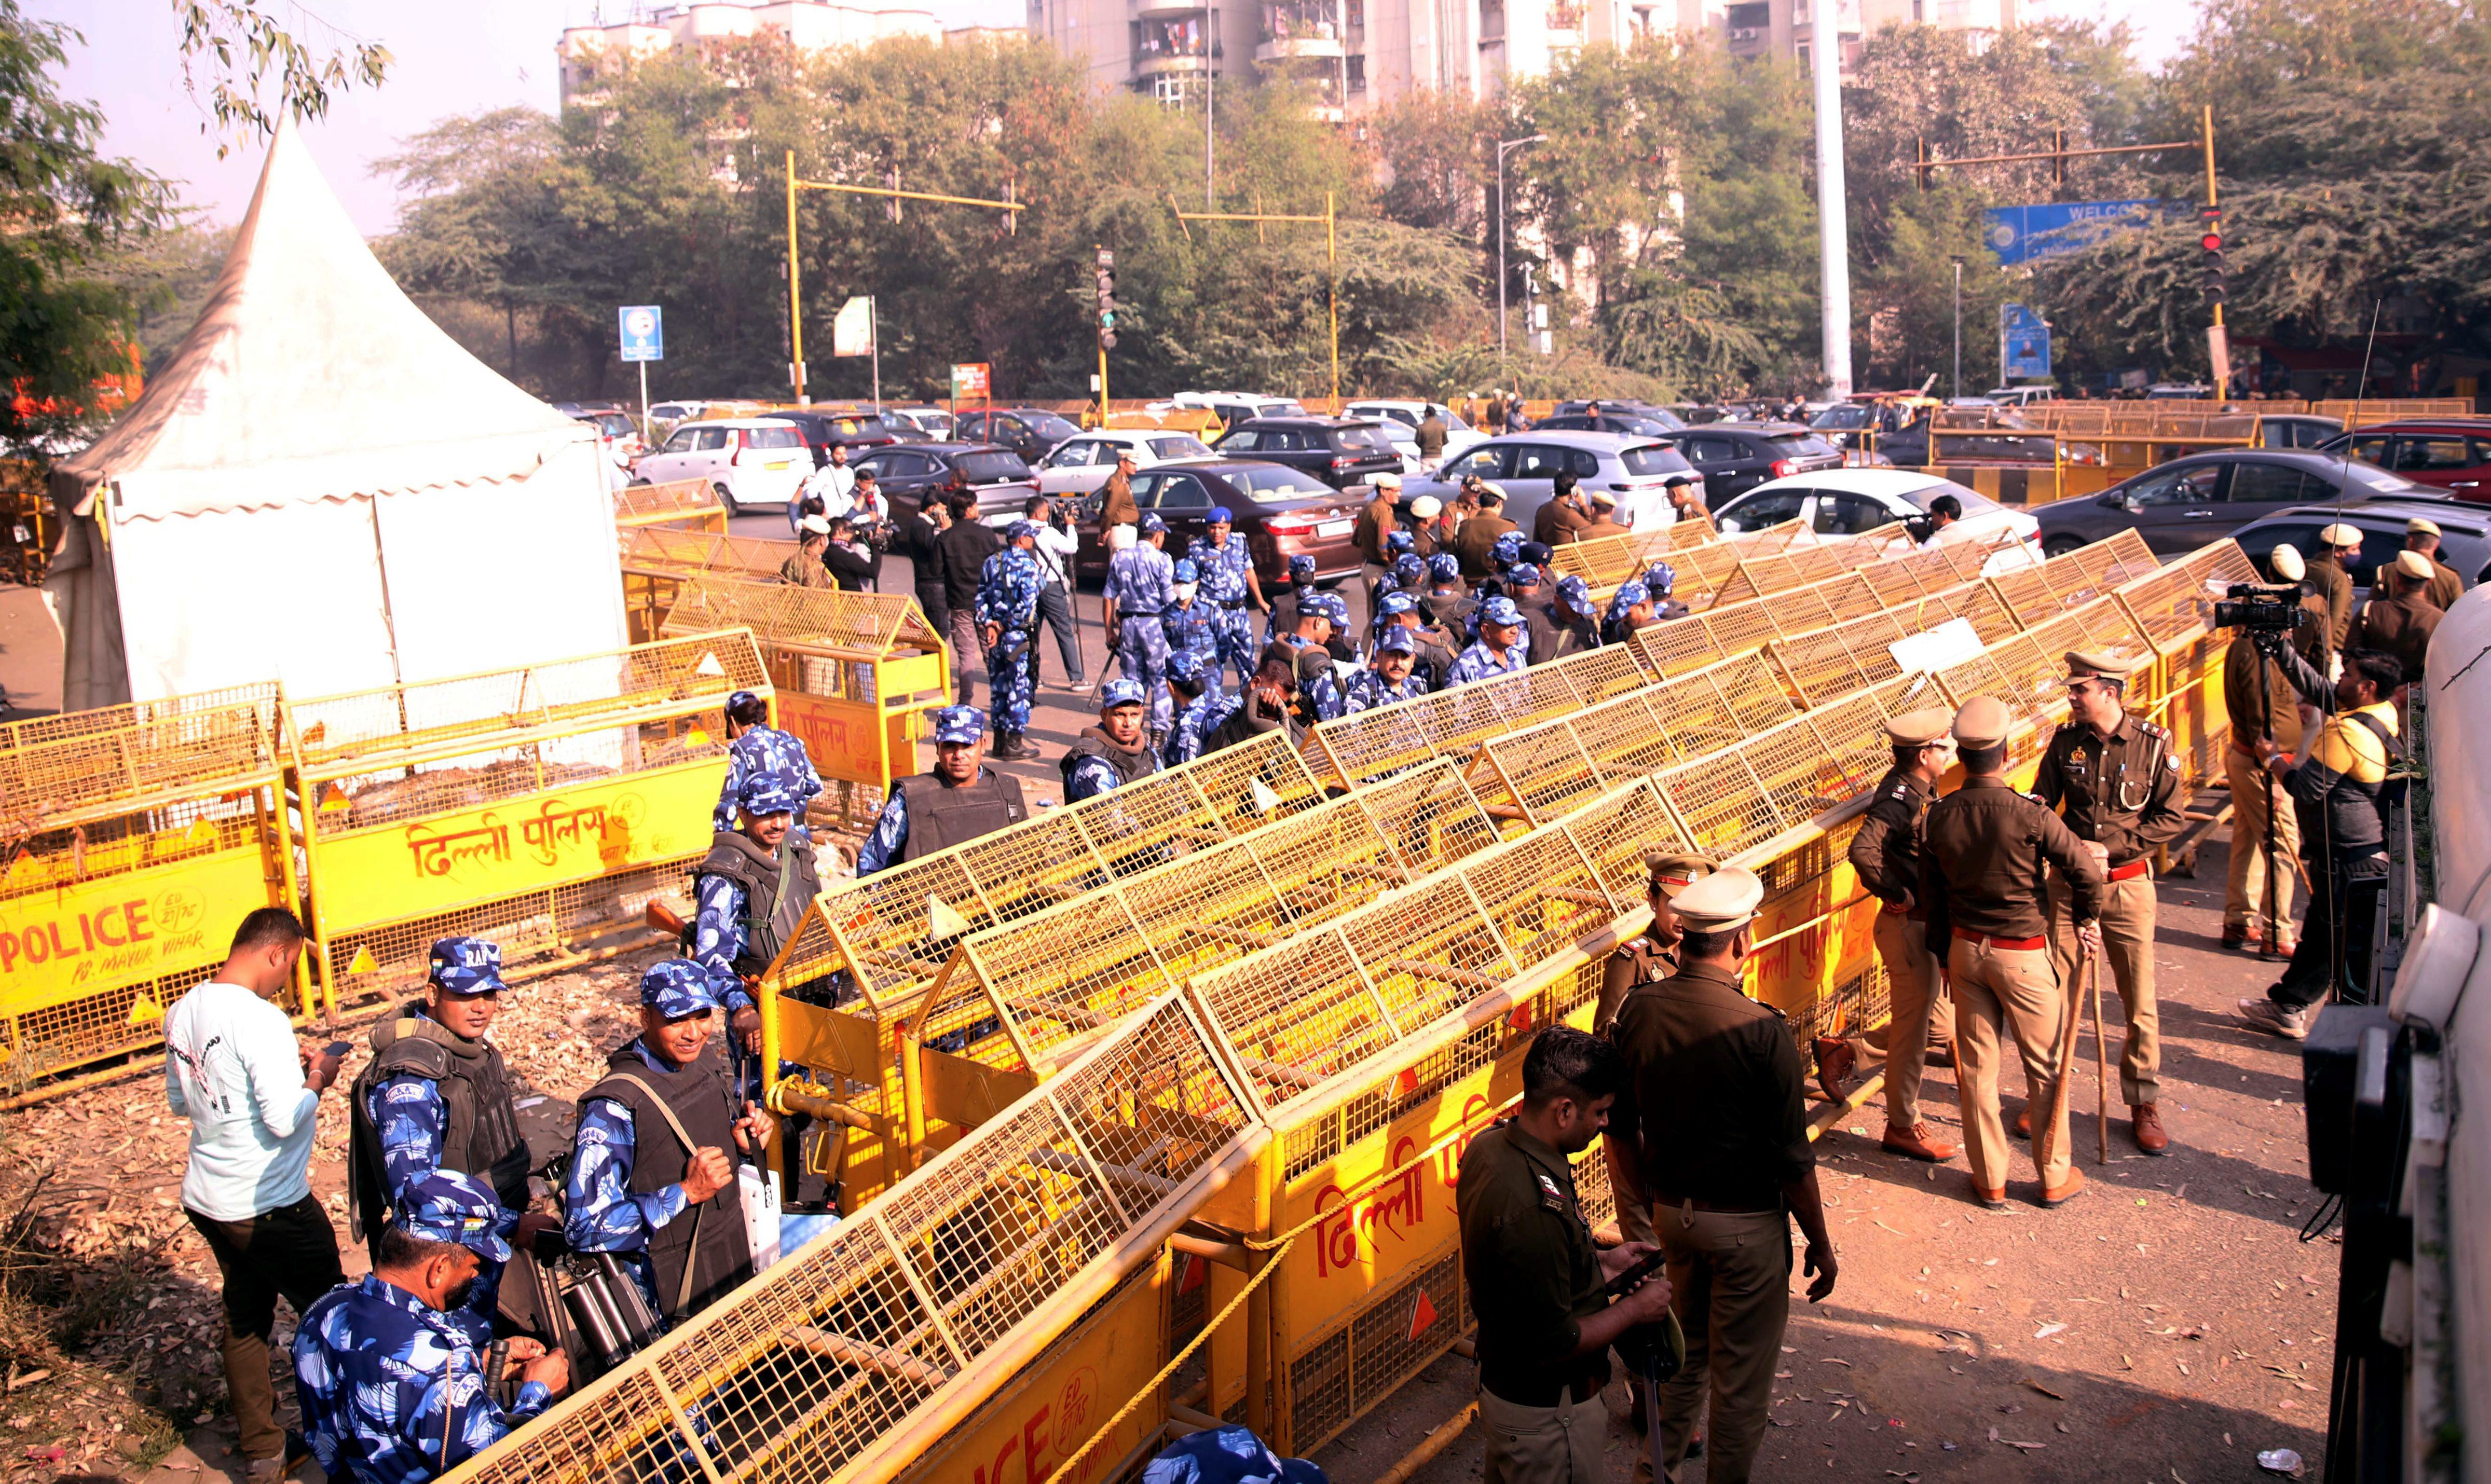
[1733,468,1962,501]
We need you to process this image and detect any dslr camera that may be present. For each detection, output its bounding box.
[2215,582,2306,652]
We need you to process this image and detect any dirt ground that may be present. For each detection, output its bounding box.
[1313,835,2337,1484]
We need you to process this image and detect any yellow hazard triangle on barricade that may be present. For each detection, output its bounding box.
[926,895,971,940]
[347,945,378,974]
[127,991,166,1027]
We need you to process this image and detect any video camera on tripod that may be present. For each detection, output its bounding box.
[2214,582,2308,653]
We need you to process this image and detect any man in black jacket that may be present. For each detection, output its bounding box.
[936,494,1002,707]
[1201,646,1309,756]
[899,496,951,633]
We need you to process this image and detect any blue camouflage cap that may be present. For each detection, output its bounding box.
[392,1171,512,1262]
[1375,626,1418,656]
[427,937,507,997]
[1174,558,1201,583]
[1480,596,1524,629]
[1317,592,1352,624]
[640,959,721,1019]
[1379,590,1419,619]
[1391,553,1425,583]
[1507,563,1542,588]
[1386,530,1415,554]
[727,690,760,714]
[1643,560,1677,595]
[1289,554,1318,579]
[1139,512,1167,535]
[1100,678,1148,710]
[737,766,806,817]
[1168,650,1209,686]
[932,705,984,746]
[1207,505,1235,525]
[1427,552,1461,583]
[1007,520,1041,542]
[1609,580,1651,617]
[1491,532,1523,565]
[1556,574,1594,609]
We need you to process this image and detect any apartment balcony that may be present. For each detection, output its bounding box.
[1256,0,1344,61]
[1547,0,1583,32]
[1135,0,1206,19]
[1135,46,1212,73]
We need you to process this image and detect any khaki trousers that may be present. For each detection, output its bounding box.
[2045,869,2159,1106]
[1480,1385,1608,1484]
[1948,938,2072,1193]
[2223,747,2301,937]
[1871,911,1948,1128]
[1639,1206,1790,1484]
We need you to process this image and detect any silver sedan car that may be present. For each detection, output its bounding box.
[1395,431,1700,535]
[1031,428,1217,498]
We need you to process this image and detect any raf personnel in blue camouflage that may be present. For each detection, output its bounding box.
[710,690,822,841]
[1603,580,1656,646]
[1105,513,1179,737]
[1062,680,1163,802]
[1641,560,1690,622]
[856,706,1030,875]
[1378,591,1457,691]
[1165,558,1223,677]
[1343,627,1429,713]
[976,522,1046,761]
[1188,507,1268,687]
[1447,597,1531,687]
[294,1171,571,1484]
[1283,593,1351,722]
[1265,553,1320,645]
[1164,651,1237,767]
[348,939,551,1349]
[565,962,769,1322]
[693,767,820,1079]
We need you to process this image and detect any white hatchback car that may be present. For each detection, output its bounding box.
[632,418,813,514]
[1033,429,1216,497]
[1708,468,2042,573]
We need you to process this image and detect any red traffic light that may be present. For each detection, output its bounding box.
[2201,231,2223,252]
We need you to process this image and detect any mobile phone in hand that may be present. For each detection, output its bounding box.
[321,1040,352,1062]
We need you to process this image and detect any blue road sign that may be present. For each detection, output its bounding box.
[2001,304,2051,380]
[1982,201,2174,268]
[619,305,664,363]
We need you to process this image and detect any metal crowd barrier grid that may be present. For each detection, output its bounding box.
[1305,645,1653,789]
[1540,513,1789,603]
[1621,535,2009,681]
[443,541,2245,1484]
[618,527,805,643]
[0,684,297,1084]
[615,477,731,535]
[658,576,950,835]
[288,631,772,1009]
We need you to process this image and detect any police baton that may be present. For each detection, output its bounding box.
[2089,943,2111,1164]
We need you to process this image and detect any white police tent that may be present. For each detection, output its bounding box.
[46,122,628,710]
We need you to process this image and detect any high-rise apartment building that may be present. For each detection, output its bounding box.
[557,2,950,112]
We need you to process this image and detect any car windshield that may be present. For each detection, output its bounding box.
[1900,479,2004,516]
[955,451,1033,483]
[1149,435,1212,459]
[1619,443,1694,477]
[1237,466,1335,501]
[831,416,889,439]
[1028,414,1081,442]
[744,425,805,449]
[1261,401,1310,418]
[1333,425,1398,452]
[1763,433,1841,458]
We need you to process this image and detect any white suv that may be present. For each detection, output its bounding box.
[1345,399,1482,472]
[633,418,812,514]
[1033,429,1216,497]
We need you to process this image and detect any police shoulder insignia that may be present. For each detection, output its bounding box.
[1535,1172,1567,1211]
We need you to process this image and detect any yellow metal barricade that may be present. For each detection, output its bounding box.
[615,477,730,535]
[658,576,950,835]
[0,684,296,1086]
[618,526,807,642]
[289,632,771,1008]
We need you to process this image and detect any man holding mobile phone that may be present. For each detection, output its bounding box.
[164,908,346,1479]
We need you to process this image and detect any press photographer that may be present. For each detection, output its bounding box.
[2218,558,2309,958]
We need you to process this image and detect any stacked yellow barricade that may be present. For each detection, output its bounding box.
[617,527,805,643]
[288,633,771,1008]
[0,686,297,1085]
[614,478,730,537]
[442,538,2255,1484]
[656,578,950,836]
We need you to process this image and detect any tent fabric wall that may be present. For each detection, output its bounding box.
[47,122,627,709]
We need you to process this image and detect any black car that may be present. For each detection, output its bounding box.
[771,409,898,468]
[2226,496,2491,593]
[1657,423,1844,503]
[1552,399,1688,431]
[2032,449,2424,559]
[952,408,1084,465]
[851,442,1039,521]
[1535,411,1685,437]
[1211,416,1404,490]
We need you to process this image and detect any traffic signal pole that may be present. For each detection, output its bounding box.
[2200,106,2229,391]
[1173,197,1340,406]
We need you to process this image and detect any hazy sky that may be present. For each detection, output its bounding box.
[37,0,2200,236]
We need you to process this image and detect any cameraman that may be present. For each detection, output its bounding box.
[2235,642,2405,1040]
[1022,494,1088,692]
[2220,552,2306,956]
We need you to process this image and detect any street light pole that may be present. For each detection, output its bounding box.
[1496,133,1545,369]
[1950,255,1964,401]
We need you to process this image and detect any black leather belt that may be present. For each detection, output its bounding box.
[1123,610,1161,618]
[1219,599,1249,609]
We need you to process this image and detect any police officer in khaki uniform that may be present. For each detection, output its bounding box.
[2351,549,2443,685]
[2035,651,2185,1155]
[1846,707,1959,1164]
[1608,868,1836,1484]
[1921,698,2106,1207]
[1456,1027,1672,1484]
[2305,524,2362,665]
[1595,853,1717,1035]
[2404,517,2465,612]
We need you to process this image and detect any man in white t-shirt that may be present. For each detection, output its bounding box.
[1023,493,1089,691]
[165,908,347,1477]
